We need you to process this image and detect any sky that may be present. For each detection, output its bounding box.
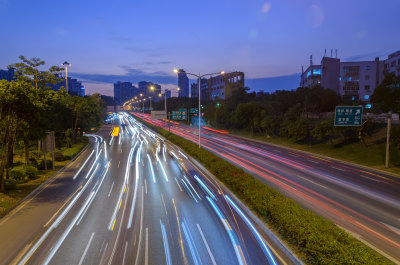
[1,0,399,97]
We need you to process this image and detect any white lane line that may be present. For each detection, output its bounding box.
[296,175,328,190]
[160,220,172,265]
[307,159,320,164]
[73,150,95,180]
[330,165,346,172]
[174,177,183,191]
[99,243,108,265]
[134,186,144,265]
[122,241,128,265]
[117,160,121,168]
[196,224,217,265]
[108,181,114,197]
[145,178,148,195]
[145,228,149,265]
[381,222,400,236]
[78,232,95,265]
[360,175,381,182]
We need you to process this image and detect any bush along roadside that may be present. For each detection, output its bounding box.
[135,116,392,265]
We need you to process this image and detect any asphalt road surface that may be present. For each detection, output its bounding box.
[136,112,400,264]
[0,113,283,265]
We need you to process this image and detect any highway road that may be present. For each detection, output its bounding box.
[135,113,400,264]
[0,113,282,265]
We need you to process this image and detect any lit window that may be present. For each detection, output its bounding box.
[364,66,370,70]
[364,95,369,100]
[365,104,372,109]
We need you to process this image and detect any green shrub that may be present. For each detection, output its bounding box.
[10,166,26,181]
[24,165,38,180]
[38,159,52,170]
[54,151,65,161]
[29,157,38,167]
[135,116,391,265]
[31,150,42,160]
[4,179,18,191]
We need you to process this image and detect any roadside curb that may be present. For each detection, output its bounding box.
[229,133,400,179]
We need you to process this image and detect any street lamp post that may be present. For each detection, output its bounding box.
[174,69,224,148]
[61,61,71,94]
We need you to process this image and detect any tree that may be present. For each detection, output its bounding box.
[311,120,334,143]
[371,73,400,113]
[0,80,44,190]
[233,102,261,135]
[9,56,64,90]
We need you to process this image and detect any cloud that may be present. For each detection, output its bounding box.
[70,67,177,86]
[245,73,300,92]
[53,27,68,37]
[344,52,382,61]
[261,2,271,13]
[310,5,324,27]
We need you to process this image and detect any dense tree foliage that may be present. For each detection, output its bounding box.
[0,57,106,191]
[371,73,400,113]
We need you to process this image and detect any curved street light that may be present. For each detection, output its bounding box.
[173,68,225,148]
[61,61,71,94]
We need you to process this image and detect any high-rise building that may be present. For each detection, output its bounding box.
[138,81,161,100]
[114,81,137,105]
[384,50,400,76]
[0,68,15,81]
[177,69,189,98]
[301,53,385,102]
[210,71,244,101]
[191,78,210,100]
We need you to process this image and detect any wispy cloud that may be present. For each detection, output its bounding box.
[70,67,177,85]
[344,52,383,61]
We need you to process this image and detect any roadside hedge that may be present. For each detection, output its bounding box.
[136,116,392,265]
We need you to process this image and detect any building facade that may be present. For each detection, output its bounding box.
[384,50,400,76]
[177,69,189,98]
[191,78,210,100]
[114,81,137,105]
[138,81,161,100]
[301,53,386,102]
[210,71,244,101]
[0,68,15,81]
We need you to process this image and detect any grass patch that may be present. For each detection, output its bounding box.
[0,139,88,217]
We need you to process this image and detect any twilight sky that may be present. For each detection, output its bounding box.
[0,0,399,96]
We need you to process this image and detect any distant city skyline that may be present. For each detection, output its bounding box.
[1,0,399,96]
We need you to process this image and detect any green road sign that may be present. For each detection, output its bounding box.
[172,110,187,120]
[190,108,198,114]
[334,106,363,126]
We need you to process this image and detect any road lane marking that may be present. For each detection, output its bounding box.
[307,159,320,164]
[160,220,172,265]
[330,165,346,172]
[145,228,149,265]
[145,178,148,194]
[117,160,120,168]
[78,232,95,265]
[122,241,128,265]
[197,224,217,265]
[181,221,200,265]
[174,177,183,191]
[134,186,144,265]
[381,222,400,236]
[108,181,114,197]
[73,150,95,180]
[359,175,382,182]
[296,175,328,190]
[99,243,108,265]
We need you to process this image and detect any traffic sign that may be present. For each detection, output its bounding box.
[334,106,363,126]
[190,108,198,114]
[172,110,187,120]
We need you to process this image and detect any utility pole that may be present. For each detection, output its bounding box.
[385,112,392,168]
